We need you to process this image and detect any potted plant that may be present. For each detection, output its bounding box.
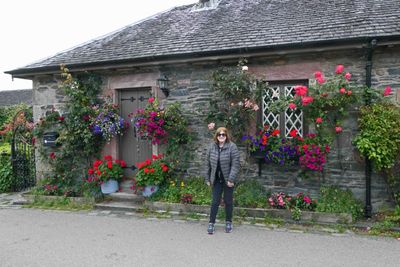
[133,154,170,197]
[132,97,167,145]
[88,155,126,194]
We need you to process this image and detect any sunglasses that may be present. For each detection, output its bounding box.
[217,133,226,137]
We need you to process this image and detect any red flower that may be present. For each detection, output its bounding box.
[383,86,392,96]
[96,170,102,176]
[289,129,298,138]
[294,85,308,96]
[148,97,155,103]
[315,117,323,124]
[88,168,94,175]
[49,152,56,159]
[104,155,112,161]
[301,96,314,106]
[303,196,311,204]
[316,77,326,84]
[344,72,351,81]
[261,135,268,145]
[339,88,346,94]
[162,165,169,172]
[335,126,343,133]
[120,160,126,168]
[58,116,65,122]
[335,64,344,74]
[152,154,158,160]
[314,71,322,79]
[288,103,296,110]
[347,90,352,96]
[271,129,280,136]
[107,161,113,169]
[144,168,149,173]
[149,168,155,173]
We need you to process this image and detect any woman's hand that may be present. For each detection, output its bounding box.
[227,181,234,187]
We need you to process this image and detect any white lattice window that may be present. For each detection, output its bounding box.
[262,83,305,138]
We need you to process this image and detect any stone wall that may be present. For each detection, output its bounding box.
[32,45,400,211]
[157,47,399,211]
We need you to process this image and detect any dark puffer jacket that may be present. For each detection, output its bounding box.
[205,141,240,185]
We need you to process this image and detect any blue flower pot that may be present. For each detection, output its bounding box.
[142,185,159,197]
[101,179,119,194]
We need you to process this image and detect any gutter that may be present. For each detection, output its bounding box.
[6,35,400,79]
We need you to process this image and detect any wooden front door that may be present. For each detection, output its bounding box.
[119,88,152,179]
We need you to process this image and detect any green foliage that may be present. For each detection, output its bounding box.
[0,155,13,193]
[316,185,363,220]
[180,176,211,205]
[32,66,109,194]
[354,103,400,170]
[0,142,10,154]
[156,176,211,205]
[206,59,267,141]
[0,104,33,142]
[234,179,269,208]
[163,102,194,173]
[26,196,93,211]
[31,175,81,197]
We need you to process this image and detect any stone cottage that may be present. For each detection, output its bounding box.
[6,0,400,211]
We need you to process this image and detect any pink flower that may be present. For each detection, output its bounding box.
[49,152,56,159]
[303,196,311,204]
[347,90,352,96]
[253,104,259,111]
[335,126,343,133]
[339,88,346,94]
[148,97,155,103]
[294,85,308,96]
[301,96,314,106]
[315,117,323,124]
[288,103,297,110]
[316,77,326,84]
[344,72,351,81]
[336,64,344,74]
[208,122,215,130]
[314,71,322,79]
[383,86,392,96]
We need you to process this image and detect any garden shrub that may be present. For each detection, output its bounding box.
[316,185,363,220]
[0,154,13,193]
[234,179,269,208]
[181,176,211,205]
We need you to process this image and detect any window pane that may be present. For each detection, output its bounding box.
[262,86,280,129]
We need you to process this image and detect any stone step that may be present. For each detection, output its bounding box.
[108,192,145,204]
[94,201,144,213]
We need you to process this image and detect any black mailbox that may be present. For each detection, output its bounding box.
[43,132,59,147]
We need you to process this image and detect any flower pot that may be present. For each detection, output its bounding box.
[142,185,159,197]
[101,179,119,194]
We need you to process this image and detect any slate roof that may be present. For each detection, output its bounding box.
[7,0,400,75]
[0,89,32,107]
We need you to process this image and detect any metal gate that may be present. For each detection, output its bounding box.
[11,111,35,191]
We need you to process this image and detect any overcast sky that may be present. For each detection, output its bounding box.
[0,0,196,91]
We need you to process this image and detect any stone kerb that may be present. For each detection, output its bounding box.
[143,201,353,224]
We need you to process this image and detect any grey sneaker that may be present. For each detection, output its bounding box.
[207,223,215,235]
[225,222,233,233]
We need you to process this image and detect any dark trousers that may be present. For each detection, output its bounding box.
[209,180,233,224]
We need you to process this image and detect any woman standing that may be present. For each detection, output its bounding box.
[205,127,240,234]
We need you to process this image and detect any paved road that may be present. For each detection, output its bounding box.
[0,207,399,267]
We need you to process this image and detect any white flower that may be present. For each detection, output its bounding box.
[242,65,249,71]
[208,122,215,130]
